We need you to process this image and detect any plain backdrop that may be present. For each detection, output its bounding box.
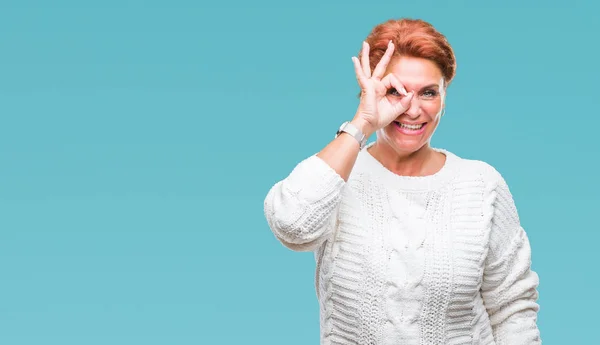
[1,0,598,344]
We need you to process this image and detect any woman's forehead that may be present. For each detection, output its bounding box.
[386,56,444,87]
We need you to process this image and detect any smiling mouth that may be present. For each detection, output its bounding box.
[393,121,427,130]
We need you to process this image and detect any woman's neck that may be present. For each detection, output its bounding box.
[367,141,446,177]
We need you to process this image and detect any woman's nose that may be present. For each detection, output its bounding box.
[405,95,422,118]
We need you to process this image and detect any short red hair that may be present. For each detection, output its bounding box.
[362,18,457,85]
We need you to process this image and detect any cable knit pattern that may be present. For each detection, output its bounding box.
[481,176,541,345]
[264,143,541,344]
[264,155,345,252]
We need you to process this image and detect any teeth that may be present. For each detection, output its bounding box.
[397,122,424,130]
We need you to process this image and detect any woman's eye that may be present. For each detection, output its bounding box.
[388,88,401,96]
[422,90,438,98]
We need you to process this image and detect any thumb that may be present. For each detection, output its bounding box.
[387,74,413,116]
[393,91,413,115]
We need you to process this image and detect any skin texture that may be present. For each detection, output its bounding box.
[367,55,448,177]
[315,40,414,182]
[315,41,449,182]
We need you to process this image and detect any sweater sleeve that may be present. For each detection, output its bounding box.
[481,174,542,345]
[263,154,345,252]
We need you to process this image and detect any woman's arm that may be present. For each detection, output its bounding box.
[264,40,412,252]
[481,174,542,344]
[263,127,366,252]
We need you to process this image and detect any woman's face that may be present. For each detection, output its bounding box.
[377,56,446,155]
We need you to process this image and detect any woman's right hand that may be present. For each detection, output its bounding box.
[351,40,414,136]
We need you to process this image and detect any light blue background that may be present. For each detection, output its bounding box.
[1,0,597,344]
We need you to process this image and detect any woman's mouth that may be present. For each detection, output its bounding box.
[393,121,428,135]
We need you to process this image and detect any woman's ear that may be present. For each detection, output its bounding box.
[440,84,448,116]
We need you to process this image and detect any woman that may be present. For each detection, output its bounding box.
[263,18,541,345]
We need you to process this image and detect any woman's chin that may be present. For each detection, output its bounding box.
[379,127,430,153]
[390,134,424,149]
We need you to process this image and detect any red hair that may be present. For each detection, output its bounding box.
[362,18,457,85]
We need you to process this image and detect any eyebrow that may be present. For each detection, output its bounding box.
[416,83,440,91]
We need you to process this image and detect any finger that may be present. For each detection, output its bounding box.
[389,74,413,110]
[381,73,407,96]
[372,40,395,79]
[360,41,371,78]
[386,74,413,114]
[352,56,369,88]
[394,91,414,114]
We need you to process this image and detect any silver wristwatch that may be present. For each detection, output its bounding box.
[336,121,367,150]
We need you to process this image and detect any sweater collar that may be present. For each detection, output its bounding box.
[355,141,459,191]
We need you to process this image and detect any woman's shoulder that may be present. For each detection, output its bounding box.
[441,148,506,187]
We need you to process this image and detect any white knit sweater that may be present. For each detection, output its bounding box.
[264,143,541,345]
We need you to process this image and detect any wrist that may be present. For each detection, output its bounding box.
[350,117,374,138]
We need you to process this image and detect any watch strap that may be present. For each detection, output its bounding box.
[336,121,367,149]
